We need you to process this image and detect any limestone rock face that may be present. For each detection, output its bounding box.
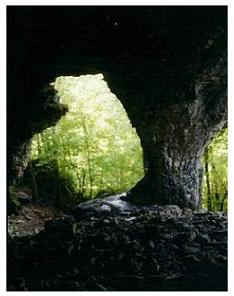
[7,7,227,208]
[127,56,227,209]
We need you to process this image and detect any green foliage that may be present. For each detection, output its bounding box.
[201,128,228,211]
[30,74,144,203]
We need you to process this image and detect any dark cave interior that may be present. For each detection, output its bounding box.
[7,6,227,291]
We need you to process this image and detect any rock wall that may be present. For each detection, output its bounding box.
[124,52,227,209]
[7,83,68,187]
[7,6,227,208]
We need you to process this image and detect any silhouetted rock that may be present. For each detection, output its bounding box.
[8,200,227,291]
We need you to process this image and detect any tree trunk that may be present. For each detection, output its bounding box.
[220,190,228,211]
[204,147,212,211]
[27,161,39,200]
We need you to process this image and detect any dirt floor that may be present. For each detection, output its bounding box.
[8,202,64,237]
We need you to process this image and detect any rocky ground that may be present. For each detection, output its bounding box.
[8,201,64,237]
[8,194,227,291]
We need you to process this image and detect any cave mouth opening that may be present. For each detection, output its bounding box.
[26,74,144,208]
[201,128,228,212]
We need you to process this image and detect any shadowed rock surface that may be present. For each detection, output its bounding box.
[7,6,227,209]
[8,198,227,291]
[7,7,227,291]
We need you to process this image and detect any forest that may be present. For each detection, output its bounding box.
[25,74,144,208]
[202,128,228,211]
[25,74,227,212]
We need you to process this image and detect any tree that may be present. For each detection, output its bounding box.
[202,128,228,211]
[30,74,144,203]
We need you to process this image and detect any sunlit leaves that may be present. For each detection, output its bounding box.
[202,128,228,211]
[31,74,144,200]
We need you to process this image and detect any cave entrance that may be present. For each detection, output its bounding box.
[28,74,144,207]
[201,128,228,212]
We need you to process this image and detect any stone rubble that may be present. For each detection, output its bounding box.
[8,195,227,291]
